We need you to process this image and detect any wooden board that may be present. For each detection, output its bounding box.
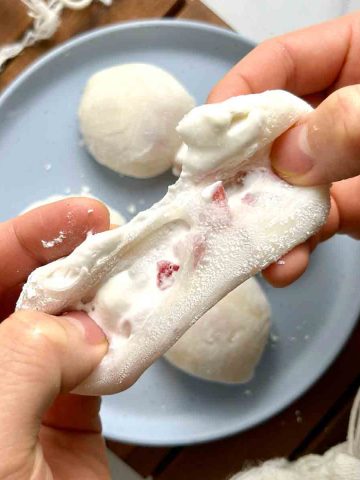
[0,0,31,44]
[0,0,182,90]
[155,324,360,479]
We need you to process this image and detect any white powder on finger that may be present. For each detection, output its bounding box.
[21,193,126,226]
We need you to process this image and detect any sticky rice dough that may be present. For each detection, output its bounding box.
[18,91,330,395]
[78,63,196,179]
[165,277,271,384]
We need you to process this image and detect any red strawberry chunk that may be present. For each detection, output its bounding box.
[212,184,227,203]
[157,260,180,290]
[242,192,256,205]
[192,236,206,268]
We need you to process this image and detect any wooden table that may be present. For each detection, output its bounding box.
[1,1,359,478]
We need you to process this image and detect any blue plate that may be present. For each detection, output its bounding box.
[1,20,359,446]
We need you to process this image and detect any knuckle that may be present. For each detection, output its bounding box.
[333,86,360,153]
[260,38,296,89]
[0,311,65,384]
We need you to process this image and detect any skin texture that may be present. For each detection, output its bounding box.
[0,198,111,480]
[209,12,360,286]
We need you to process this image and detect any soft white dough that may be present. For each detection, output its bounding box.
[78,63,196,179]
[18,90,330,395]
[21,194,126,226]
[165,277,271,384]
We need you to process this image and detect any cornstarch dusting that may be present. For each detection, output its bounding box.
[41,231,66,249]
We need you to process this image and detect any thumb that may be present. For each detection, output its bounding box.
[0,310,107,475]
[272,85,360,185]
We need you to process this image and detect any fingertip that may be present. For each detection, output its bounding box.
[262,243,310,287]
[319,193,340,241]
[13,197,110,263]
[271,123,314,185]
[65,197,110,233]
[62,311,107,347]
[207,82,237,104]
[207,69,253,104]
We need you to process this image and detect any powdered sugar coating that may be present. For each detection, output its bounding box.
[78,63,196,178]
[17,91,330,395]
[165,277,271,384]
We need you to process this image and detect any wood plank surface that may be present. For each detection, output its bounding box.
[155,323,360,479]
[106,439,136,460]
[0,0,181,90]
[126,446,172,477]
[294,387,357,457]
[0,0,30,44]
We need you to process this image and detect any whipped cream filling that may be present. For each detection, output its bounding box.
[17,90,330,395]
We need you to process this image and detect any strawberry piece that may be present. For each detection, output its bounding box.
[157,260,180,290]
[242,193,256,205]
[212,184,227,203]
[192,235,206,268]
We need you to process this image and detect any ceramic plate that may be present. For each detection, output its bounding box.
[1,20,359,446]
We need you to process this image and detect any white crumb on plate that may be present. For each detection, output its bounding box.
[270,333,279,342]
[126,203,137,214]
[81,184,91,194]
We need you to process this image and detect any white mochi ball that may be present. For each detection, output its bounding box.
[78,63,196,179]
[165,277,271,384]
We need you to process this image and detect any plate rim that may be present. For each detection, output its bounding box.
[0,18,254,107]
[2,19,359,446]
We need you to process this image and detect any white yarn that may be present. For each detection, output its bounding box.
[348,387,360,458]
[231,388,360,479]
[0,0,112,69]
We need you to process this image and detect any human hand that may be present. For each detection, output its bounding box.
[0,198,111,480]
[209,12,360,286]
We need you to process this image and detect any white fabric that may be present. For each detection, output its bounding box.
[231,388,360,479]
[0,0,111,69]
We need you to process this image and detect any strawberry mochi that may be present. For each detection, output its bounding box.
[78,63,195,179]
[17,90,330,395]
[165,277,271,384]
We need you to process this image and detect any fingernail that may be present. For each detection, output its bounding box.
[63,311,107,345]
[272,124,314,178]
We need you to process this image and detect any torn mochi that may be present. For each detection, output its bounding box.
[17,90,330,395]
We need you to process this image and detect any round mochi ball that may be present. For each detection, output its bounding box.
[78,63,196,178]
[164,277,271,384]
